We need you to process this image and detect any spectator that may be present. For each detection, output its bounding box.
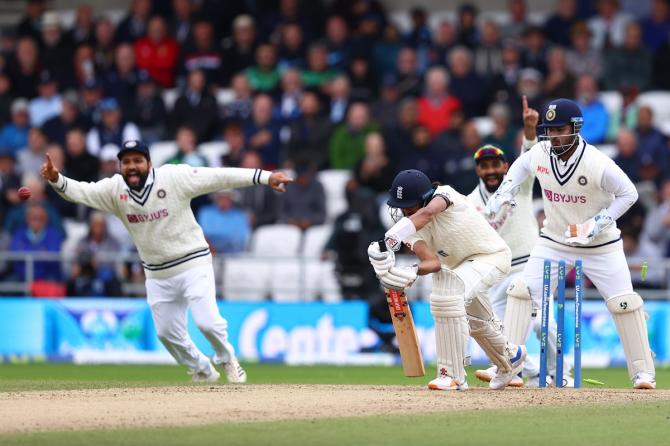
[614,129,642,183]
[395,47,422,98]
[285,91,332,169]
[4,177,64,237]
[635,106,669,181]
[603,22,653,91]
[354,132,394,194]
[641,0,670,50]
[42,91,90,146]
[171,69,218,142]
[473,20,503,86]
[221,122,248,167]
[430,20,457,68]
[98,144,120,179]
[277,22,307,70]
[574,74,609,144]
[16,0,46,40]
[566,21,603,80]
[103,44,141,110]
[416,66,462,137]
[383,98,420,164]
[589,0,634,50]
[28,70,61,127]
[277,68,304,122]
[244,94,282,169]
[520,26,548,76]
[325,15,352,70]
[68,4,95,46]
[86,98,141,156]
[490,43,523,101]
[222,15,258,84]
[406,7,432,51]
[166,126,208,167]
[245,42,280,92]
[180,19,222,86]
[64,128,98,183]
[348,54,377,102]
[373,23,403,79]
[483,103,518,161]
[327,75,351,124]
[236,151,278,228]
[397,124,448,183]
[0,73,13,127]
[171,0,194,44]
[197,190,251,254]
[117,0,151,43]
[653,31,670,89]
[505,68,545,128]
[501,0,529,44]
[448,46,488,118]
[329,101,379,169]
[0,99,31,156]
[39,11,75,88]
[134,16,180,88]
[302,42,339,90]
[17,127,48,176]
[221,73,253,124]
[370,74,401,129]
[75,211,122,277]
[544,0,579,47]
[9,202,63,282]
[543,46,575,99]
[79,78,104,125]
[72,43,96,86]
[278,162,326,230]
[6,37,41,99]
[42,144,80,220]
[93,17,117,74]
[0,151,20,224]
[66,251,122,297]
[449,120,481,193]
[456,4,480,49]
[127,70,167,143]
[639,179,670,260]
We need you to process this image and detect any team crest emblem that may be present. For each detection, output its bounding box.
[578,176,587,186]
[545,104,557,121]
[157,189,166,198]
[396,186,403,199]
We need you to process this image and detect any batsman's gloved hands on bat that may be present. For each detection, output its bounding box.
[380,265,418,291]
[564,209,613,245]
[484,178,519,222]
[368,242,395,277]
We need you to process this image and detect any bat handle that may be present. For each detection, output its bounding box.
[377,239,387,252]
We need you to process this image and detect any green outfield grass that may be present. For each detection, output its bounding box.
[0,363,668,391]
[2,400,669,446]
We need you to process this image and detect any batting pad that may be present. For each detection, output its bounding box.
[606,293,655,380]
[430,269,469,383]
[467,290,514,373]
[504,278,533,345]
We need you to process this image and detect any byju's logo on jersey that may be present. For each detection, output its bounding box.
[396,186,403,200]
[543,189,586,204]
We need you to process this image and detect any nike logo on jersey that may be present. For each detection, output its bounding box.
[127,209,169,223]
[543,189,586,204]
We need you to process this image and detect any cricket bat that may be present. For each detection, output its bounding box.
[378,240,425,377]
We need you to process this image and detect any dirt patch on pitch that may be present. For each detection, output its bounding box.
[1,385,669,433]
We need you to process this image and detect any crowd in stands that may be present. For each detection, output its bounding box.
[2,0,670,296]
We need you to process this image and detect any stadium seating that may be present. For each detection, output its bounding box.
[161,88,180,112]
[222,257,271,301]
[250,224,302,257]
[301,224,333,257]
[197,141,229,168]
[149,141,179,166]
[316,170,352,222]
[637,91,670,136]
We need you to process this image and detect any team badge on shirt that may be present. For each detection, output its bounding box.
[157,189,166,198]
[578,176,587,186]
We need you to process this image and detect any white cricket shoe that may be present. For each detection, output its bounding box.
[490,345,527,390]
[189,364,221,383]
[633,372,656,390]
[428,375,468,391]
[475,365,523,387]
[222,357,247,384]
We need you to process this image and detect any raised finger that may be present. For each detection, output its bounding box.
[522,95,528,112]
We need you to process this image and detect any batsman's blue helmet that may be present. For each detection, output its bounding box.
[387,169,434,209]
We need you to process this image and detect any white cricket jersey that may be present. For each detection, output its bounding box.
[405,185,511,272]
[50,164,271,278]
[468,175,537,267]
[504,136,637,253]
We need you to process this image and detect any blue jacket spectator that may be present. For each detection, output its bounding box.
[575,75,608,144]
[0,99,31,155]
[640,0,670,50]
[9,203,63,281]
[244,94,282,169]
[635,105,669,173]
[197,191,251,254]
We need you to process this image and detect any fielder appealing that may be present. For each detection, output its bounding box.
[468,97,567,387]
[485,98,656,389]
[368,169,527,390]
[40,140,292,383]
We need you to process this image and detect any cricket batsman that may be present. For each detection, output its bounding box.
[368,169,527,390]
[40,140,292,383]
[485,98,656,389]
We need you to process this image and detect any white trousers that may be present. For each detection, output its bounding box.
[146,263,234,373]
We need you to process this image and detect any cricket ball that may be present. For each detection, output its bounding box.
[18,186,32,201]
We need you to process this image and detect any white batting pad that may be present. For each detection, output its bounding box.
[504,278,534,345]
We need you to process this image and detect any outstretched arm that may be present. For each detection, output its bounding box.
[174,165,293,199]
[40,154,117,213]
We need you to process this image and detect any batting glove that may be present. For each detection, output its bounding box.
[564,209,613,245]
[380,265,418,291]
[368,242,395,277]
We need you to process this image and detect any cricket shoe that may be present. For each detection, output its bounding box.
[552,375,574,388]
[489,345,527,390]
[189,364,221,383]
[222,357,247,384]
[475,365,523,388]
[633,372,656,390]
[428,376,468,391]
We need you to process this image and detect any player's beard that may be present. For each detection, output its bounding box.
[484,173,505,193]
[122,168,150,191]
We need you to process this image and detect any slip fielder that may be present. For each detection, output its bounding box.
[40,140,292,383]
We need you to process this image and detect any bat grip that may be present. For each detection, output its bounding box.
[377,239,387,252]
